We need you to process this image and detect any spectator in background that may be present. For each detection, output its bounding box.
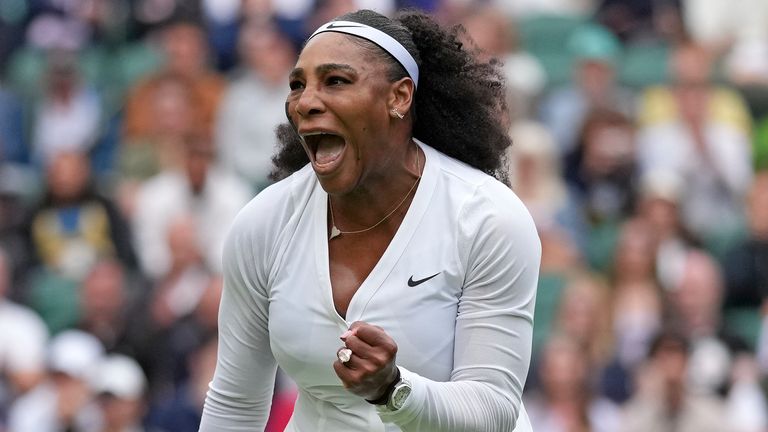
[525,334,622,432]
[164,273,222,371]
[149,215,212,331]
[26,150,136,281]
[633,170,699,291]
[32,51,102,167]
[723,172,768,308]
[0,165,37,292]
[77,259,149,358]
[602,218,664,402]
[637,42,753,245]
[8,330,105,432]
[539,23,635,156]
[609,219,663,372]
[552,273,615,373]
[0,81,28,165]
[638,39,753,138]
[459,5,546,120]
[123,19,225,143]
[621,330,728,432]
[135,216,216,398]
[665,249,766,429]
[0,246,49,427]
[507,120,587,250]
[484,0,596,18]
[117,72,202,216]
[92,354,149,432]
[131,132,250,280]
[565,109,638,233]
[594,0,685,44]
[147,336,217,432]
[215,22,296,190]
[682,0,768,56]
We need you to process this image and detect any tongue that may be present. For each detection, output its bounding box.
[315,136,345,165]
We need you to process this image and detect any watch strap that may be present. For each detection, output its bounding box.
[365,366,401,405]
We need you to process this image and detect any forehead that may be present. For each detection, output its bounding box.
[297,32,385,71]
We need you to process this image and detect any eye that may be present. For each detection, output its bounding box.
[326,76,350,86]
[289,80,304,91]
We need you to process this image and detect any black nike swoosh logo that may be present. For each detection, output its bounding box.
[408,272,441,287]
[326,23,364,29]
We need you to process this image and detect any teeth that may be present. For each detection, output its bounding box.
[301,131,333,139]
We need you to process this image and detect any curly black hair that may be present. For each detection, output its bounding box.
[269,9,511,183]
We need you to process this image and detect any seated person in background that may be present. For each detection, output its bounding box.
[26,150,136,281]
[0,246,49,426]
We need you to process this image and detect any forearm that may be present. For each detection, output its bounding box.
[199,365,277,431]
[378,367,522,432]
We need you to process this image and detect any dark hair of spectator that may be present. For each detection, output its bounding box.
[648,328,690,358]
[270,9,511,183]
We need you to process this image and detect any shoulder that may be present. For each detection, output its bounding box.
[463,176,538,242]
[434,149,532,226]
[428,146,539,252]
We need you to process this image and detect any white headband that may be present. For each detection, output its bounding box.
[308,20,419,88]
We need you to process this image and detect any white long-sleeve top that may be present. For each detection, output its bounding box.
[200,142,540,431]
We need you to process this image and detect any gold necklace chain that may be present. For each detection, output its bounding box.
[329,148,421,240]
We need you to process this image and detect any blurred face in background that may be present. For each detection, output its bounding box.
[652,337,689,388]
[149,77,196,137]
[98,393,146,430]
[240,25,297,85]
[557,276,610,346]
[540,336,589,401]
[461,7,511,61]
[47,151,91,203]
[672,252,723,334]
[671,44,712,126]
[582,120,635,178]
[577,59,616,102]
[162,22,209,76]
[81,260,125,325]
[46,57,79,101]
[613,219,657,283]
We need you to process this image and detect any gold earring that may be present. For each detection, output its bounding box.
[390,109,404,119]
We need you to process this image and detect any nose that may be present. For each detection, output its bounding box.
[294,85,325,118]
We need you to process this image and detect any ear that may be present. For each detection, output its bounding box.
[387,77,415,117]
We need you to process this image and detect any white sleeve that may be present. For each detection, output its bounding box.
[199,201,278,431]
[378,180,541,431]
[706,124,753,196]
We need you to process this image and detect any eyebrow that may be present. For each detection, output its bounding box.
[289,63,358,80]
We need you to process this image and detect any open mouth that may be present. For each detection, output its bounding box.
[302,132,347,168]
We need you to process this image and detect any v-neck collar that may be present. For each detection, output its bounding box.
[312,140,440,325]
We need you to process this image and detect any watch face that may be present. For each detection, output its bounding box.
[390,384,412,410]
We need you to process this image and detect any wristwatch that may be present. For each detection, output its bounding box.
[386,373,412,411]
[366,367,412,411]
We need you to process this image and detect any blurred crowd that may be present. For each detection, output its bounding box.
[1,0,768,431]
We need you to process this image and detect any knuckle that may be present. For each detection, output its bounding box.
[369,354,387,368]
[362,362,379,376]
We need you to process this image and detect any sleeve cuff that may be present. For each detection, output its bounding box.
[376,366,424,426]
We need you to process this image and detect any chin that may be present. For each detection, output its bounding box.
[314,168,360,197]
